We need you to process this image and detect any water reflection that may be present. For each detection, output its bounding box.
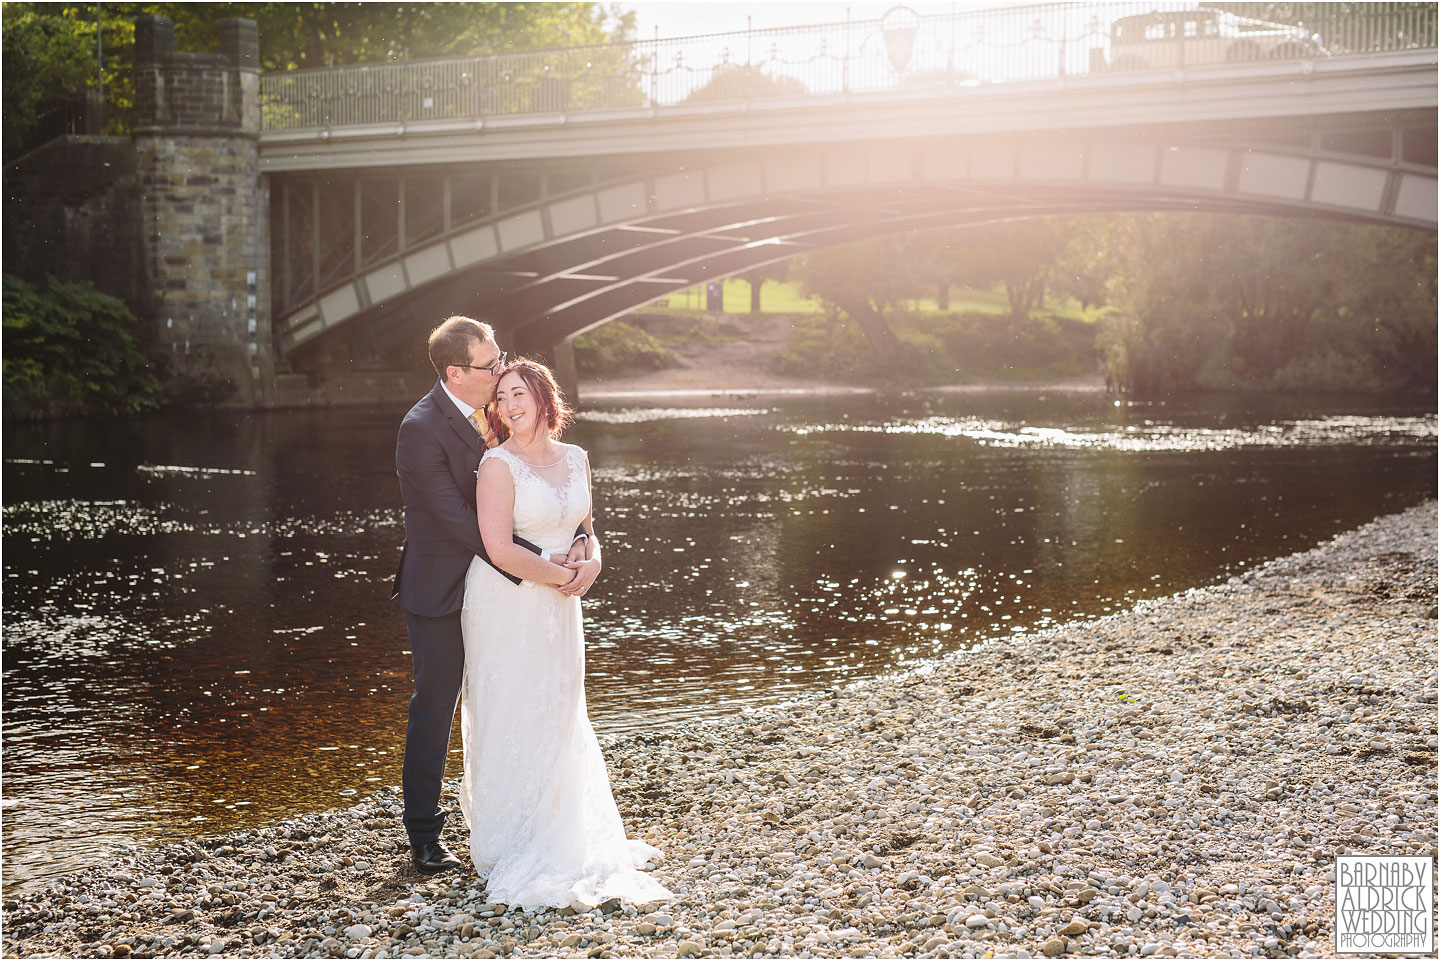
[2,390,1434,894]
[788,412,1437,449]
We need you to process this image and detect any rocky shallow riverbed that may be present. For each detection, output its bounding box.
[5,502,1436,960]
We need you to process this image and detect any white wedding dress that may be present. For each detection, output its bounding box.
[458,443,671,910]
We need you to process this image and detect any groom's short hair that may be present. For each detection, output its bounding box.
[428,316,496,378]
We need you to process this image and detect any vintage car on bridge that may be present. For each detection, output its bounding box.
[1106,7,1328,70]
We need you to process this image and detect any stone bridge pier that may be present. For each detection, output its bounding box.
[135,17,526,409]
[134,15,272,407]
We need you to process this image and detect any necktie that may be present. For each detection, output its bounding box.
[469,408,497,449]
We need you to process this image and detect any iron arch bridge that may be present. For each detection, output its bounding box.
[257,2,1438,366]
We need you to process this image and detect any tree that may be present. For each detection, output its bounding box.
[2,3,636,151]
[2,4,139,154]
[681,63,807,103]
[742,261,787,313]
[681,65,806,314]
[1099,213,1437,394]
[790,236,914,362]
[929,219,1080,321]
[1050,218,1115,311]
[152,3,634,71]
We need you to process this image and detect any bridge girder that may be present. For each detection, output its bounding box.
[272,117,1437,368]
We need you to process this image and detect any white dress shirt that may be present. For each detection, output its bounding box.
[441,380,482,429]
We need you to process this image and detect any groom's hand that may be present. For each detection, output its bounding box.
[547,536,587,565]
[558,558,600,597]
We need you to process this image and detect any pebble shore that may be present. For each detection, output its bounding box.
[5,502,1436,960]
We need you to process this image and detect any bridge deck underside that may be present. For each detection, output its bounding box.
[279,148,1436,369]
[288,181,1403,372]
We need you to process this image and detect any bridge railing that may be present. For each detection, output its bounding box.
[261,2,1436,132]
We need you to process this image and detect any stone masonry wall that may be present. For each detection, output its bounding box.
[133,132,271,404]
[133,15,271,407]
[136,55,248,131]
[2,136,148,313]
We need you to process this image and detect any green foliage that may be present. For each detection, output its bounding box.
[791,224,1103,365]
[2,4,138,151]
[635,313,745,346]
[926,220,1082,321]
[3,274,166,418]
[1100,214,1437,394]
[574,314,751,378]
[742,262,788,313]
[2,3,634,151]
[573,320,673,378]
[790,237,915,361]
[771,310,1094,383]
[770,315,868,379]
[1050,219,1115,311]
[152,2,634,71]
[1,6,88,138]
[931,312,1092,378]
[642,277,826,315]
[792,236,915,317]
[649,276,1103,322]
[786,212,1435,395]
[681,64,807,103]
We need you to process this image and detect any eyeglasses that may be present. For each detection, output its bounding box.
[452,351,507,375]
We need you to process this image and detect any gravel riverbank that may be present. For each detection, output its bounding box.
[5,502,1436,960]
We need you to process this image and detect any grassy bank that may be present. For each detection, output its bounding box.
[637,278,1105,324]
[576,280,1103,388]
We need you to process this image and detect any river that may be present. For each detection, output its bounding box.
[2,388,1434,894]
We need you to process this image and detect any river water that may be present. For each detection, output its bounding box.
[2,388,1435,894]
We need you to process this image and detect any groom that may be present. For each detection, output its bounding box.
[392,315,586,874]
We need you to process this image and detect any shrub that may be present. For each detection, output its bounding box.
[3,274,165,418]
[769,315,872,379]
[630,313,744,346]
[931,312,1086,378]
[771,310,1096,384]
[573,320,674,378]
[1269,348,1391,393]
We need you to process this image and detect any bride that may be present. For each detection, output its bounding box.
[459,358,671,911]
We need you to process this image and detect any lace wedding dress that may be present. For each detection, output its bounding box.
[458,443,670,910]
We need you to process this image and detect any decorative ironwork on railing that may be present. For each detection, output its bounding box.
[260,2,1437,132]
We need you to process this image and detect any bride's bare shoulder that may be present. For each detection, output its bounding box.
[478,448,517,479]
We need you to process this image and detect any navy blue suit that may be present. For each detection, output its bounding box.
[392,380,536,843]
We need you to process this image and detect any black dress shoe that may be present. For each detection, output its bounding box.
[410,839,462,875]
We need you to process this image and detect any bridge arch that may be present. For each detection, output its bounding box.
[274,126,1436,364]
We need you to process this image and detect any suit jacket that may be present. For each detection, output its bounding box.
[392,379,534,617]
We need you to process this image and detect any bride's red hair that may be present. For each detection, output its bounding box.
[487,357,574,441]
